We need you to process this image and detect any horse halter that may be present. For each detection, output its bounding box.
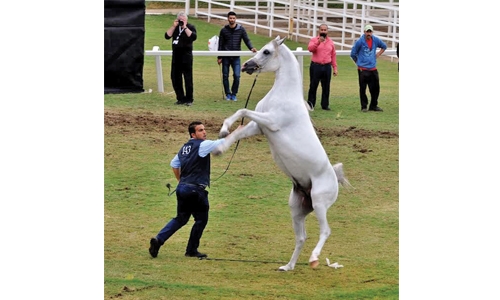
[242,61,261,75]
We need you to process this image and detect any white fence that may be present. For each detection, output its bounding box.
[144,47,397,93]
[145,0,398,92]
[147,0,399,49]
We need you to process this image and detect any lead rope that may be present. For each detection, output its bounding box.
[166,72,260,196]
[212,71,260,182]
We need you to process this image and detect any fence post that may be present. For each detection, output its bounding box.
[296,47,304,81]
[151,46,164,93]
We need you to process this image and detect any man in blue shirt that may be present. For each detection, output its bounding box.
[350,24,387,112]
[149,121,241,258]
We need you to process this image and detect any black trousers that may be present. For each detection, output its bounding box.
[156,183,209,254]
[171,53,194,103]
[357,69,380,109]
[307,62,332,109]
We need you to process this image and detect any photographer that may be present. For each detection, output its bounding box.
[165,11,197,106]
[306,24,338,111]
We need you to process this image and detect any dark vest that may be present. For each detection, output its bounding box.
[177,139,211,187]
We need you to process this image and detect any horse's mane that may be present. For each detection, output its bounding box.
[278,41,312,113]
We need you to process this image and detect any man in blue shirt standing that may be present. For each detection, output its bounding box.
[350,24,387,112]
[149,121,241,258]
[217,11,257,102]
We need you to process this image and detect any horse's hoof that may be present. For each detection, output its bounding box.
[219,130,229,138]
[212,147,222,156]
[278,265,292,271]
[309,260,319,268]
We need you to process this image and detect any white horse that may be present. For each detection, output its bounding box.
[213,36,351,271]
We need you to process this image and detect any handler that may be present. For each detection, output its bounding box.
[149,121,241,258]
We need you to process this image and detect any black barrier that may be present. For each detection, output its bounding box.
[104,0,145,94]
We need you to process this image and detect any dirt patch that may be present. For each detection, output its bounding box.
[104,110,398,139]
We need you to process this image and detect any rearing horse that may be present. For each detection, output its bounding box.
[213,36,351,271]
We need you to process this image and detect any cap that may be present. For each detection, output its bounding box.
[364,25,373,32]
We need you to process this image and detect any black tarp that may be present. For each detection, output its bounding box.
[104,0,145,94]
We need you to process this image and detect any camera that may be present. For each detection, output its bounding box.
[319,33,327,38]
[178,20,184,27]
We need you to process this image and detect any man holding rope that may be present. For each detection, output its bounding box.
[149,121,242,259]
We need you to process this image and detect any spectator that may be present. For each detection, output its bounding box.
[350,24,387,112]
[217,11,257,102]
[307,24,338,111]
[165,11,197,106]
[149,121,243,258]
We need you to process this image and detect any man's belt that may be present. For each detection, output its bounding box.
[312,61,331,66]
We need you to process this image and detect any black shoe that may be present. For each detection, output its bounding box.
[369,107,383,112]
[322,107,331,111]
[361,108,368,112]
[174,101,184,105]
[149,238,160,258]
[185,251,207,258]
[307,101,314,110]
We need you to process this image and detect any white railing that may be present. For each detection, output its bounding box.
[146,0,399,50]
[144,46,397,92]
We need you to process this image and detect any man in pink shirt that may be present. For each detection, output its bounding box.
[307,24,338,111]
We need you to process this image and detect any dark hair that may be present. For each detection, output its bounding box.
[188,121,203,137]
[228,11,236,17]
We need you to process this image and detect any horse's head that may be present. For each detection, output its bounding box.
[242,36,286,75]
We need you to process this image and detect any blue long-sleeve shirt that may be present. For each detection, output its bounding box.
[350,34,387,69]
[170,139,225,168]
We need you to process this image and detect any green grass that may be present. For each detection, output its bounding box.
[105,14,399,300]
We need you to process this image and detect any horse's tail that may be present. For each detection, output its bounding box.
[332,163,353,189]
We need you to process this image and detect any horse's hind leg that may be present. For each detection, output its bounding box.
[279,189,313,271]
[308,185,338,267]
[308,203,331,268]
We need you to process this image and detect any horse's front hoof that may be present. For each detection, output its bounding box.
[309,260,319,268]
[212,146,222,156]
[219,130,229,138]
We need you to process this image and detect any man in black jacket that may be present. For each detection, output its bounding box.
[217,11,257,101]
[165,11,197,106]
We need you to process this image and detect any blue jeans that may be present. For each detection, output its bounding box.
[221,57,241,96]
[156,183,209,254]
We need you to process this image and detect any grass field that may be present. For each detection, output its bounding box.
[104,13,399,299]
